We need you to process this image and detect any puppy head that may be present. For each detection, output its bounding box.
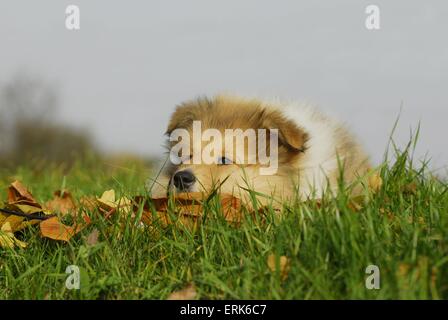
[164,96,308,200]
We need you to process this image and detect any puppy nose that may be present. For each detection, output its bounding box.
[173,170,196,191]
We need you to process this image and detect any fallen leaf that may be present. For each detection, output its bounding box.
[44,190,76,216]
[40,215,90,242]
[85,228,99,245]
[13,204,44,214]
[267,254,291,281]
[79,196,97,211]
[0,222,27,249]
[220,194,243,223]
[0,213,40,233]
[1,181,45,234]
[4,179,42,209]
[140,192,243,229]
[97,189,132,214]
[167,283,197,300]
[97,190,116,209]
[7,180,38,205]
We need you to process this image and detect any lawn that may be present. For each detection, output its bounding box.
[0,145,447,300]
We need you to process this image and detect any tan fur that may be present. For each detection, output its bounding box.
[158,95,370,207]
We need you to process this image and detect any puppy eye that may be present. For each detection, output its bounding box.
[217,157,232,165]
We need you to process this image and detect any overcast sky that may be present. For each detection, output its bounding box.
[0,1,447,171]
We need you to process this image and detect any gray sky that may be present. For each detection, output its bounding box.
[1,1,447,171]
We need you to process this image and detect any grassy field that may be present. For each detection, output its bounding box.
[0,145,447,300]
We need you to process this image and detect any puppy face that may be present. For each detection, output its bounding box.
[164,96,308,201]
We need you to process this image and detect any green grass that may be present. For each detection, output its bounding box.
[0,145,447,300]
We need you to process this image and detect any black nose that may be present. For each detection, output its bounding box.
[173,170,196,191]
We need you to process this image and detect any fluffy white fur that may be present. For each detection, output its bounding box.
[268,100,347,197]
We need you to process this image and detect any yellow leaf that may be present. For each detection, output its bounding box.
[14,204,43,214]
[97,190,116,208]
[1,210,41,232]
[117,197,132,214]
[0,222,27,249]
[0,232,15,248]
[1,214,25,231]
[97,190,132,214]
[13,219,41,232]
[0,212,9,225]
[167,284,197,300]
[267,254,291,281]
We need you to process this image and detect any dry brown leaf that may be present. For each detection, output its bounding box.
[1,180,46,235]
[7,180,38,205]
[5,181,43,213]
[44,190,76,216]
[40,215,91,242]
[140,192,242,229]
[167,283,197,300]
[85,228,99,245]
[221,194,243,223]
[79,196,97,211]
[267,254,291,281]
[1,181,95,246]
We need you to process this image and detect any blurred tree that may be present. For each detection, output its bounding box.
[0,73,96,167]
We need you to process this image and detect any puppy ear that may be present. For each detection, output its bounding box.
[262,111,308,152]
[166,104,196,135]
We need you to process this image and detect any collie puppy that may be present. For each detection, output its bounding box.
[152,95,370,207]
